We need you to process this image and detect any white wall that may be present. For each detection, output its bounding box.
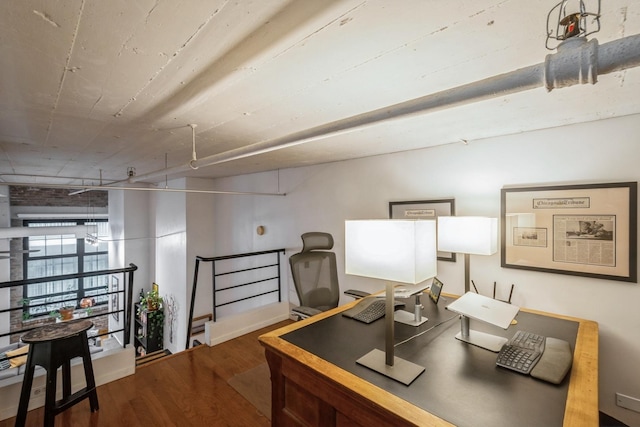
[206,113,640,426]
[108,190,125,345]
[109,188,151,347]
[183,178,222,346]
[153,179,187,355]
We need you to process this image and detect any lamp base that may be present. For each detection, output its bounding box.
[394,310,428,326]
[356,349,425,385]
[454,330,507,352]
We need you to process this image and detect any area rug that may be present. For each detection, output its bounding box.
[228,362,272,420]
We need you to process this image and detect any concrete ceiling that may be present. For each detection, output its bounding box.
[0,0,639,187]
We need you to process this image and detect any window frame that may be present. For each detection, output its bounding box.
[22,219,109,318]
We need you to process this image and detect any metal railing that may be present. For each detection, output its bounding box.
[0,264,137,346]
[186,249,285,349]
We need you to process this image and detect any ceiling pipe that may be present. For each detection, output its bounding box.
[68,176,131,195]
[0,226,88,239]
[5,182,285,197]
[0,173,120,185]
[130,33,640,184]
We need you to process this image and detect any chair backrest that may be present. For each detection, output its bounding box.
[289,232,340,312]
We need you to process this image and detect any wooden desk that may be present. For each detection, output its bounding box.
[259,294,598,427]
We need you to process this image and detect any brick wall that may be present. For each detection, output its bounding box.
[9,187,107,207]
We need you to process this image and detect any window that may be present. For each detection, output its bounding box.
[23,220,109,318]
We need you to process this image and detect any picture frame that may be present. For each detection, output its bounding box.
[111,276,119,321]
[389,198,456,262]
[501,182,637,282]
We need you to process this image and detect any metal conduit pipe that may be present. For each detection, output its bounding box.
[0,225,89,239]
[130,33,640,184]
[129,62,542,184]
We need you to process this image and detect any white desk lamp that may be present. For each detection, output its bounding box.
[438,216,514,351]
[437,216,498,294]
[345,219,437,385]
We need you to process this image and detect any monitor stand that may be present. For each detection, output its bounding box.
[455,315,508,352]
[445,292,519,352]
[394,293,428,326]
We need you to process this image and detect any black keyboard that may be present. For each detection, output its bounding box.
[342,298,405,324]
[352,299,387,323]
[496,330,546,374]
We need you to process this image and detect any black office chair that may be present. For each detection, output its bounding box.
[289,232,371,319]
[289,232,342,319]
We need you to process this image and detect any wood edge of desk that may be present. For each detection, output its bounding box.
[259,293,599,427]
[259,293,455,426]
[261,299,360,339]
[259,334,454,427]
[564,320,599,426]
[506,305,599,427]
[489,303,599,427]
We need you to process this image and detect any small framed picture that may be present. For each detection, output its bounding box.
[111,276,119,321]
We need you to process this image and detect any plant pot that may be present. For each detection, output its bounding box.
[59,307,74,321]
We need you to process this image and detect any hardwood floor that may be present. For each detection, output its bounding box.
[2,320,292,427]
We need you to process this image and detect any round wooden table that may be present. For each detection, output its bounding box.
[15,319,99,427]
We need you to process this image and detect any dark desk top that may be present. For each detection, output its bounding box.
[21,319,93,343]
[282,295,579,427]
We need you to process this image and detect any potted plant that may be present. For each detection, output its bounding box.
[80,297,95,316]
[58,305,75,321]
[142,289,163,312]
[138,288,165,350]
[20,298,32,321]
[147,309,165,347]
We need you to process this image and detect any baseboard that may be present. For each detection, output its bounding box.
[205,302,290,346]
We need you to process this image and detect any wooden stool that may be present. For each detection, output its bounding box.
[15,319,99,427]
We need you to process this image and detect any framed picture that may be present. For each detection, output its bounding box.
[111,276,119,321]
[389,198,456,261]
[501,182,637,282]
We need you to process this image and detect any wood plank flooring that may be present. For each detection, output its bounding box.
[2,320,292,427]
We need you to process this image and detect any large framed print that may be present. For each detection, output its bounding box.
[501,182,637,282]
[389,198,456,262]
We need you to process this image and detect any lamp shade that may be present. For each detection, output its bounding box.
[345,220,437,284]
[437,216,498,255]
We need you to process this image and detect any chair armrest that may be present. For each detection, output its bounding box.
[291,306,322,319]
[343,289,370,299]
